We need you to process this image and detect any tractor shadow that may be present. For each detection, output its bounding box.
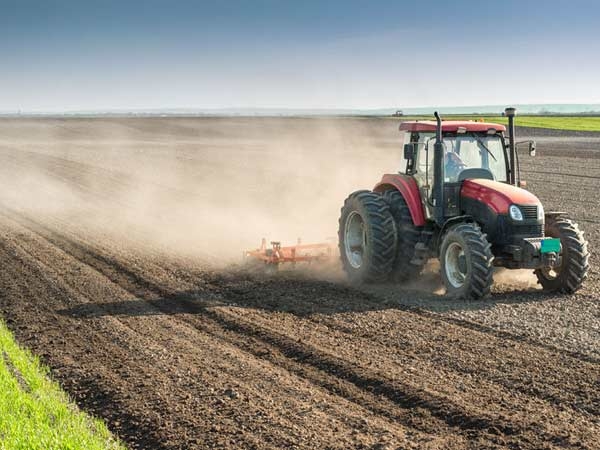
[350,266,563,314]
[57,265,562,320]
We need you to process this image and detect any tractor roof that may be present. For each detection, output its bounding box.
[399,120,506,133]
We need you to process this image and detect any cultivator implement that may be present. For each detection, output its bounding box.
[245,238,334,269]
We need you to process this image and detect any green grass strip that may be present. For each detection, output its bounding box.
[0,321,126,450]
[484,116,600,131]
[392,115,600,132]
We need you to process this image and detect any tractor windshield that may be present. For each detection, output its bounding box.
[415,133,507,184]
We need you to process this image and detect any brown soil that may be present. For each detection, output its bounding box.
[0,117,598,449]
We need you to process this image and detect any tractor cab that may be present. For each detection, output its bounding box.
[400,120,510,220]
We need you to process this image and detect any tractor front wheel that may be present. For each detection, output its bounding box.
[440,222,494,299]
[535,216,589,293]
[338,190,397,283]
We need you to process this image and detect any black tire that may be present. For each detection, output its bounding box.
[338,190,397,283]
[440,222,494,299]
[534,216,589,293]
[381,189,424,282]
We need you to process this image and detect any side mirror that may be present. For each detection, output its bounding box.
[529,141,536,157]
[404,143,416,160]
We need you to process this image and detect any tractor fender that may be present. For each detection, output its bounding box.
[434,215,474,255]
[373,174,425,226]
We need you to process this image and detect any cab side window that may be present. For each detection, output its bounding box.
[415,132,434,187]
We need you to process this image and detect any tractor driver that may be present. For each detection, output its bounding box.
[444,148,467,181]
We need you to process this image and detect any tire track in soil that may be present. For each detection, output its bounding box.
[0,210,475,448]
[413,307,600,365]
[303,308,600,417]
[0,236,298,448]
[199,272,600,417]
[214,304,600,417]
[0,232,378,448]
[0,240,184,450]
[0,211,446,450]
[170,271,600,412]
[5,209,599,449]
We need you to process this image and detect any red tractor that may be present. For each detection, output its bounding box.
[338,108,589,298]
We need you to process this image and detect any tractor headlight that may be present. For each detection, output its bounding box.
[509,205,524,221]
[537,204,544,221]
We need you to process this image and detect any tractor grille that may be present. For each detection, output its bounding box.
[519,205,538,221]
[494,214,544,245]
[512,223,544,237]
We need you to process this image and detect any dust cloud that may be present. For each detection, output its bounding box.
[493,268,540,290]
[0,117,405,264]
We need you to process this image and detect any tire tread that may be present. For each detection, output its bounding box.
[381,189,424,282]
[535,216,589,293]
[441,222,494,299]
[338,190,397,283]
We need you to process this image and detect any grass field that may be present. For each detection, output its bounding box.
[0,321,125,450]
[478,116,600,131]
[395,115,600,131]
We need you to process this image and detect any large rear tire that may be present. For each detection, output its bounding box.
[440,222,494,299]
[381,189,424,282]
[534,216,589,293]
[338,190,397,283]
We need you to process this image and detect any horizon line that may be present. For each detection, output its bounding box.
[2,103,600,117]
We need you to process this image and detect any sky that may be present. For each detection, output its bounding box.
[1,0,600,112]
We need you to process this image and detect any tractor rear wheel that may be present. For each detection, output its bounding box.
[440,222,494,299]
[338,190,397,283]
[381,189,424,282]
[535,216,589,293]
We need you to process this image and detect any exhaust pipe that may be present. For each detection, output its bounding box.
[433,111,445,224]
[505,107,517,185]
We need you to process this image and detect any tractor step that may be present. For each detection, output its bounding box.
[410,242,429,265]
[410,228,434,265]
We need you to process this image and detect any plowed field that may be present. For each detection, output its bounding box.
[0,117,598,449]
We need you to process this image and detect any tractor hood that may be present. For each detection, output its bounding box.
[461,179,541,215]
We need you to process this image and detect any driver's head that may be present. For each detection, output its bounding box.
[444,151,465,180]
[445,151,463,165]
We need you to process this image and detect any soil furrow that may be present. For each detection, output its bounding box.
[0,212,439,449]
[11,211,596,448]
